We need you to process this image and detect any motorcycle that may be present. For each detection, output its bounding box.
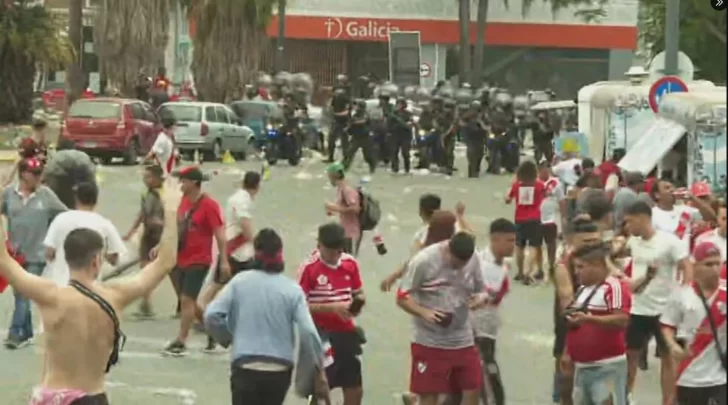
[486,130,520,174]
[264,123,302,166]
[415,128,438,169]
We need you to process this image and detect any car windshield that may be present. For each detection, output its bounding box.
[159,104,202,122]
[68,101,121,119]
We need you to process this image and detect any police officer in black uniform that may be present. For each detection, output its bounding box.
[461,100,487,178]
[376,91,393,165]
[415,101,436,169]
[388,97,414,174]
[436,99,457,175]
[342,100,375,174]
[327,75,351,163]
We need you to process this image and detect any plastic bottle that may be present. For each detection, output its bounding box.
[373,233,387,255]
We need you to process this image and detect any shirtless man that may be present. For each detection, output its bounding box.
[0,178,181,405]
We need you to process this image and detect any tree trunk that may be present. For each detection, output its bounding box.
[0,47,36,124]
[472,0,489,87]
[67,0,85,108]
[458,0,471,86]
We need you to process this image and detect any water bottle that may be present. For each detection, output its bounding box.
[373,233,387,255]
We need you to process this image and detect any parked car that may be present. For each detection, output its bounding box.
[41,83,95,111]
[60,98,159,165]
[158,101,254,161]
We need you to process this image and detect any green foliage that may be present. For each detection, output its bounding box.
[640,0,726,82]
[0,0,74,70]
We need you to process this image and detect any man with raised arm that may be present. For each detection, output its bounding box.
[0,178,181,405]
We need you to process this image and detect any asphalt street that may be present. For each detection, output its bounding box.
[0,152,662,405]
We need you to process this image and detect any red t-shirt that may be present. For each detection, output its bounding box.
[598,161,620,187]
[176,195,223,268]
[508,180,545,222]
[298,250,363,332]
[566,277,632,364]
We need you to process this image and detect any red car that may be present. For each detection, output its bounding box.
[41,86,94,111]
[60,98,160,165]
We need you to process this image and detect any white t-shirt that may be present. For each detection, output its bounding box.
[471,249,510,339]
[652,205,702,251]
[224,189,254,262]
[43,210,127,285]
[541,177,565,225]
[695,229,727,262]
[660,286,727,387]
[627,230,688,316]
[152,131,176,174]
[552,158,582,189]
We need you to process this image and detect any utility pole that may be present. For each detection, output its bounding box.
[663,0,680,76]
[275,0,287,73]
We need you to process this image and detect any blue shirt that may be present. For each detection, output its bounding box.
[204,269,324,369]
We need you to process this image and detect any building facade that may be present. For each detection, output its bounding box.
[252,0,640,96]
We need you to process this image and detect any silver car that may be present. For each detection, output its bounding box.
[158,101,254,161]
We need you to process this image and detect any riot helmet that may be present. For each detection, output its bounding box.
[395,97,407,109]
[336,74,348,85]
[245,84,258,99]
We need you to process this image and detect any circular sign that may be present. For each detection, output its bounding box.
[648,76,688,113]
[419,63,432,78]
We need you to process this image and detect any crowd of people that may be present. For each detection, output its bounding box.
[0,126,726,405]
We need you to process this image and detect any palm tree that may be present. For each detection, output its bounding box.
[93,0,174,96]
[185,0,279,102]
[0,0,73,124]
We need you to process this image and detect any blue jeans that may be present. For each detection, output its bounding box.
[573,358,628,405]
[9,262,44,340]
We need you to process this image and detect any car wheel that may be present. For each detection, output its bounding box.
[204,140,222,162]
[122,138,139,165]
[100,157,113,165]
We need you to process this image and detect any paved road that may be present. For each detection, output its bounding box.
[0,153,662,405]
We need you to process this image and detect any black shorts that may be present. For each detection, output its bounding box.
[626,314,668,355]
[516,220,543,248]
[542,223,559,246]
[213,255,255,284]
[230,367,291,405]
[553,318,567,358]
[171,265,208,299]
[676,384,727,405]
[323,330,363,389]
[70,393,109,405]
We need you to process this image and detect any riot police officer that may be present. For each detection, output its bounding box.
[282,93,300,134]
[327,85,351,163]
[436,98,457,175]
[376,91,393,165]
[461,100,487,178]
[389,97,414,174]
[415,99,436,169]
[342,100,375,173]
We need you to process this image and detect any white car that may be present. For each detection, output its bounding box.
[158,101,254,161]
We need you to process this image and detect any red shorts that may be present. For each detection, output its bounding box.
[409,343,483,394]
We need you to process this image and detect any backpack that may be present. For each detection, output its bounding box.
[358,188,381,231]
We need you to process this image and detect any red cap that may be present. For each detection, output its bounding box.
[693,241,721,262]
[691,181,712,198]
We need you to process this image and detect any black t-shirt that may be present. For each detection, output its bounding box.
[349,111,369,136]
[135,85,149,102]
[418,110,435,130]
[331,93,350,123]
[389,110,411,133]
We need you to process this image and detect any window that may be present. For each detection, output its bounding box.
[159,104,201,122]
[68,101,121,119]
[215,106,230,124]
[204,106,218,122]
[128,103,146,120]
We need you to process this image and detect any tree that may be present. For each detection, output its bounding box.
[639,0,726,82]
[0,0,73,124]
[93,0,174,96]
[185,0,279,102]
[67,0,84,104]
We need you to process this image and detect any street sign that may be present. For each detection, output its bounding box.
[648,76,688,113]
[419,62,432,78]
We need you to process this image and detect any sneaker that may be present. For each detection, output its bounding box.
[627,393,636,405]
[203,336,217,354]
[534,270,545,281]
[161,340,187,357]
[4,335,32,350]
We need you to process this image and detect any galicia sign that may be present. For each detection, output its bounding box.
[325,18,400,40]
